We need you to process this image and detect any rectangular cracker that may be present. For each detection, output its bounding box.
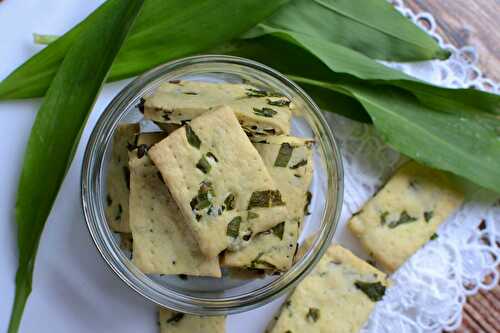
[348,160,464,272]
[105,123,140,233]
[148,106,289,258]
[128,136,221,277]
[223,136,314,271]
[269,245,389,333]
[143,80,293,137]
[159,309,225,333]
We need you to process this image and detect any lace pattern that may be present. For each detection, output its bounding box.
[325,1,500,332]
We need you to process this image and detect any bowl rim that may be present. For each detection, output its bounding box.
[81,54,344,315]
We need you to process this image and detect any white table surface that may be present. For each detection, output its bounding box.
[0,1,287,332]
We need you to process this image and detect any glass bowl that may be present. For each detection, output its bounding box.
[81,55,343,315]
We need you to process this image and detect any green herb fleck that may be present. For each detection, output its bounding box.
[289,159,307,169]
[380,211,389,225]
[247,211,259,220]
[196,156,211,174]
[190,181,214,211]
[271,222,285,240]
[387,211,418,229]
[430,233,438,240]
[304,191,312,215]
[183,91,198,95]
[306,308,320,322]
[253,107,277,118]
[185,124,201,149]
[248,190,285,209]
[354,281,386,302]
[267,98,291,107]
[227,216,242,238]
[224,193,236,210]
[246,88,268,97]
[106,195,112,206]
[246,88,282,98]
[250,252,275,269]
[166,312,184,324]
[178,274,188,280]
[424,211,434,222]
[274,143,294,167]
[115,204,123,221]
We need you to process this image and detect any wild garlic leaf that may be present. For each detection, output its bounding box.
[226,31,499,117]
[245,0,449,62]
[7,1,144,332]
[0,0,288,100]
[289,78,500,192]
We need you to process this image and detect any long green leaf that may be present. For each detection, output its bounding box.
[8,1,144,332]
[0,0,288,100]
[229,31,500,116]
[245,0,449,61]
[290,76,500,192]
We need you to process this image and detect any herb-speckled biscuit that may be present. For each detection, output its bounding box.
[269,245,389,333]
[105,123,139,233]
[149,106,289,258]
[348,161,464,272]
[128,135,221,277]
[223,136,314,271]
[159,309,225,333]
[143,80,292,137]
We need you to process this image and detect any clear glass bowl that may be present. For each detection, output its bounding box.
[81,55,343,315]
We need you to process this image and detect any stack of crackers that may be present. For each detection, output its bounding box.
[105,80,465,332]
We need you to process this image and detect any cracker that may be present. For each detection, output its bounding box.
[143,80,292,137]
[159,309,225,333]
[270,245,389,333]
[223,136,314,271]
[128,137,221,276]
[348,161,464,272]
[148,106,289,258]
[105,123,139,233]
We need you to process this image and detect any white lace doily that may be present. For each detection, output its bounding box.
[325,1,500,332]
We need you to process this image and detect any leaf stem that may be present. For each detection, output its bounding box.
[32,33,59,45]
[8,269,32,333]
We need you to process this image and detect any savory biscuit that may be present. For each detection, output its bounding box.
[128,136,221,276]
[143,80,292,137]
[149,106,289,258]
[159,309,225,333]
[223,136,314,271]
[348,161,464,272]
[270,245,389,333]
[105,123,139,233]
